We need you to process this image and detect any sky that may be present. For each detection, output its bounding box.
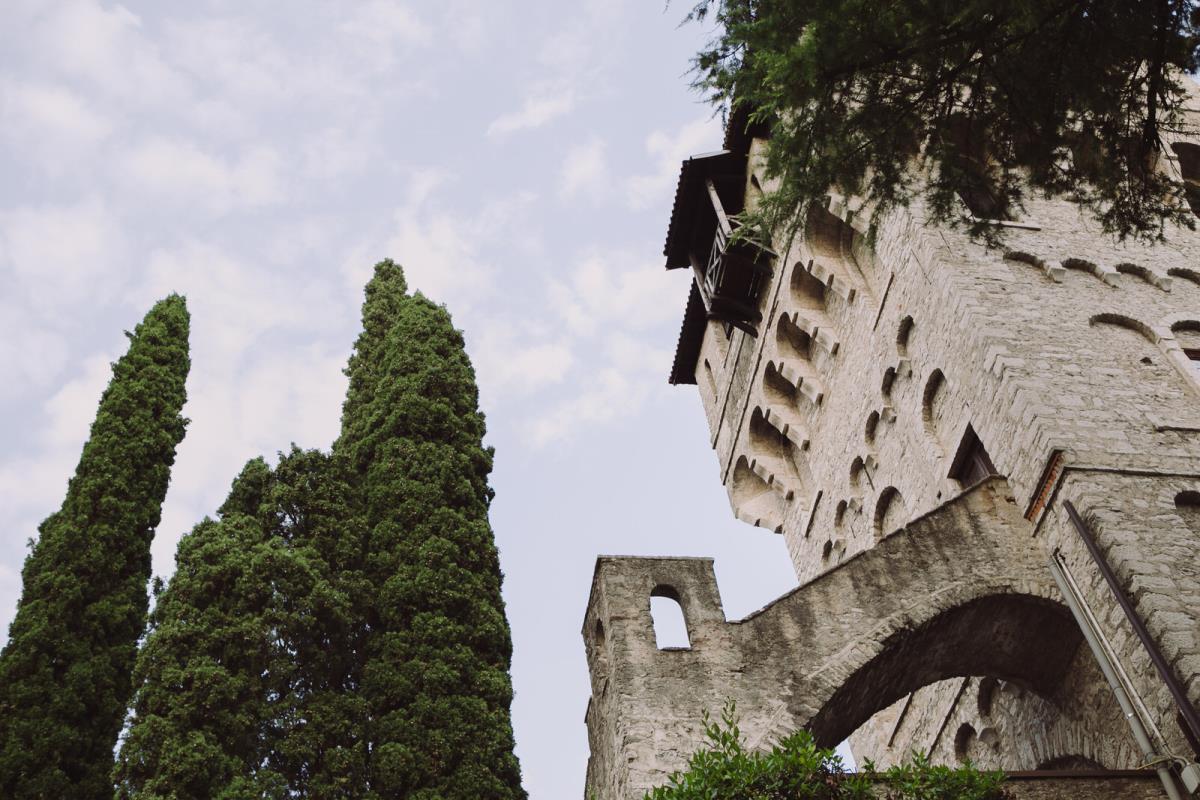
[0,2,800,796]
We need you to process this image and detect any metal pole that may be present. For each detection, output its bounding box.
[1049,551,1185,800]
[1062,501,1200,749]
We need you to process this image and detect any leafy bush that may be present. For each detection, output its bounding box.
[645,702,1008,800]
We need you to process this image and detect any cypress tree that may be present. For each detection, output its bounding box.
[336,260,525,799]
[115,262,524,798]
[114,451,368,799]
[0,296,191,799]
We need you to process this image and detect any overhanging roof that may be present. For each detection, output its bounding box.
[662,150,746,270]
[668,281,706,385]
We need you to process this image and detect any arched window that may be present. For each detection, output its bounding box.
[875,487,907,539]
[649,586,690,649]
[1175,490,1200,538]
[922,369,947,441]
[953,723,978,762]
[896,316,915,357]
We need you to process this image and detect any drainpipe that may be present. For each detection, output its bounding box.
[1048,550,1186,799]
[1062,502,1200,747]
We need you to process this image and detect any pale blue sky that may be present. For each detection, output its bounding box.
[0,2,800,796]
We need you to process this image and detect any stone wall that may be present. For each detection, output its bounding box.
[583,99,1200,798]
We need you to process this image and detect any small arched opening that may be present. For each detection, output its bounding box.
[649,586,691,650]
[922,369,947,442]
[953,723,977,762]
[1175,490,1200,537]
[874,487,907,539]
[896,316,915,357]
[776,313,814,362]
[791,263,828,311]
[864,411,880,445]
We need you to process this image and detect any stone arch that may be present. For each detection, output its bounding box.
[1168,266,1200,288]
[731,455,785,533]
[896,315,914,357]
[880,366,897,400]
[921,369,948,446]
[1115,262,1169,291]
[1062,257,1114,286]
[849,456,865,488]
[790,262,829,311]
[803,591,1082,748]
[748,407,801,499]
[763,361,800,408]
[1089,312,1158,342]
[776,312,814,362]
[977,676,998,717]
[874,486,907,538]
[864,410,880,445]
[804,204,874,297]
[1003,250,1063,282]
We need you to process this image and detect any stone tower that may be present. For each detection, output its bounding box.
[582,106,1200,798]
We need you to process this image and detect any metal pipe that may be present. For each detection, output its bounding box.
[1056,543,1171,752]
[1049,551,1185,800]
[1063,500,1200,749]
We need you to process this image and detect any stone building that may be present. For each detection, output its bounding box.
[582,103,1200,798]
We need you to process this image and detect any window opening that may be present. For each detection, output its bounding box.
[649,587,690,649]
[948,424,998,486]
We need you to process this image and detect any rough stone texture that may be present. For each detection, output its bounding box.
[582,480,1140,798]
[583,108,1200,798]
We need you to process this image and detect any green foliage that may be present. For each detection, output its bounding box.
[0,296,190,799]
[687,0,1200,243]
[335,260,523,799]
[117,260,523,798]
[646,702,1008,800]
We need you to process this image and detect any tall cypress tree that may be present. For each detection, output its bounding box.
[0,296,190,799]
[115,262,523,798]
[336,260,524,799]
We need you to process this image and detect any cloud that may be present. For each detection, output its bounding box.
[469,319,575,402]
[487,88,575,136]
[347,173,539,316]
[341,1,433,48]
[516,252,679,445]
[529,365,643,446]
[118,138,284,214]
[30,0,187,105]
[0,81,113,172]
[0,200,128,313]
[0,304,68,400]
[548,253,681,337]
[132,241,352,577]
[626,116,724,210]
[559,138,609,200]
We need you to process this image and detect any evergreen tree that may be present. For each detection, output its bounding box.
[0,296,191,799]
[687,0,1200,242]
[116,262,523,798]
[336,260,524,799]
[114,451,368,800]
